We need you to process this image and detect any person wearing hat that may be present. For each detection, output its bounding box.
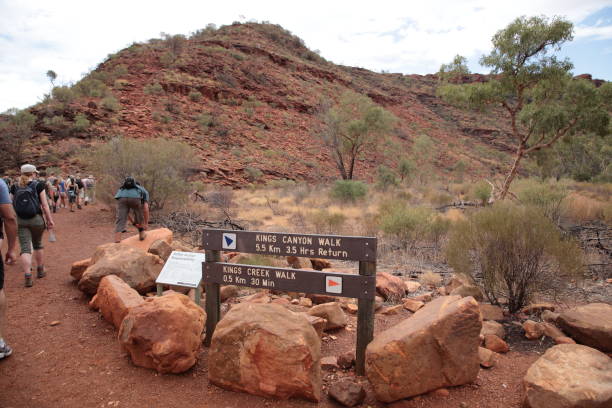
[9,164,55,287]
[0,177,18,359]
[114,176,146,243]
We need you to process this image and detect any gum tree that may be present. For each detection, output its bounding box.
[438,16,611,199]
[317,90,396,180]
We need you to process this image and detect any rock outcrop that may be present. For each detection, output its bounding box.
[118,292,205,374]
[557,303,612,352]
[209,303,321,401]
[365,295,482,402]
[523,344,612,408]
[148,239,173,262]
[89,275,144,329]
[120,227,173,252]
[78,243,164,295]
[307,302,347,330]
[375,272,405,300]
[70,258,91,281]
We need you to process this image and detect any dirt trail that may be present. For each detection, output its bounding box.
[0,204,536,408]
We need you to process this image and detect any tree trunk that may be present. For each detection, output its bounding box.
[500,145,525,200]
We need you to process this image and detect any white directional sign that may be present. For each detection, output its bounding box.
[156,251,206,288]
[325,275,343,294]
[222,233,236,250]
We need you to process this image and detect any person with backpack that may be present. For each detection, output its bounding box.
[0,177,18,360]
[66,175,79,212]
[114,176,146,243]
[75,174,84,209]
[10,164,55,287]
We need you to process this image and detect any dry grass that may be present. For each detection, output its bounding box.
[419,270,443,287]
[562,193,610,223]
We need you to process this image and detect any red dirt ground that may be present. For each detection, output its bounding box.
[0,204,539,408]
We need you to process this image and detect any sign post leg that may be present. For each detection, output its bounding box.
[195,285,201,307]
[156,284,163,296]
[204,250,221,347]
[356,261,376,376]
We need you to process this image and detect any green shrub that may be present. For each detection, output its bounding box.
[113,64,129,77]
[244,167,263,182]
[163,98,181,114]
[73,113,90,132]
[470,180,492,205]
[376,165,399,191]
[378,203,435,248]
[159,52,175,67]
[43,115,71,137]
[330,180,367,202]
[144,82,164,95]
[197,113,216,128]
[188,90,202,102]
[114,79,129,90]
[514,179,567,223]
[266,179,296,190]
[83,137,196,210]
[101,96,121,111]
[51,86,75,104]
[309,210,346,234]
[446,202,583,312]
[74,78,108,97]
[398,158,416,183]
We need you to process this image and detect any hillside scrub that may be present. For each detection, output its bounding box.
[438,16,612,199]
[513,178,567,223]
[329,180,368,202]
[379,201,450,249]
[446,202,583,313]
[0,108,36,168]
[84,137,196,210]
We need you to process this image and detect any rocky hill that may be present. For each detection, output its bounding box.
[16,23,527,184]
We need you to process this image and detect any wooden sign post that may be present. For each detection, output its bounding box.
[201,228,377,376]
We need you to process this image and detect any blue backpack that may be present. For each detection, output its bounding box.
[13,181,40,219]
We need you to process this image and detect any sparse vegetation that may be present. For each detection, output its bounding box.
[329,180,367,202]
[446,202,583,312]
[101,96,121,111]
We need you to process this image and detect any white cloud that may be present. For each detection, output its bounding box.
[0,0,610,111]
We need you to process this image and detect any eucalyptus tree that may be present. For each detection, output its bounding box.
[438,16,611,199]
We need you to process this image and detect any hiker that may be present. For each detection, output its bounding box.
[114,176,147,243]
[83,174,95,204]
[48,178,60,213]
[66,175,79,212]
[75,174,84,209]
[0,178,18,360]
[9,164,54,287]
[58,176,67,209]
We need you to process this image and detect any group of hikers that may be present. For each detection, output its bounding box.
[0,163,150,361]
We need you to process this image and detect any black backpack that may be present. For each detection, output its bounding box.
[13,181,40,219]
[122,177,136,189]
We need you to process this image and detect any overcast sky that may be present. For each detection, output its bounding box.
[1,0,611,112]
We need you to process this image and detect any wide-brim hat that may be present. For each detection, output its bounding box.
[20,164,38,174]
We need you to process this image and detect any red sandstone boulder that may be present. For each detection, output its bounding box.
[310,258,331,270]
[524,344,612,408]
[120,227,172,252]
[118,292,205,374]
[209,303,321,402]
[450,284,484,301]
[328,379,366,407]
[148,239,173,262]
[70,258,91,281]
[481,320,505,339]
[403,298,424,312]
[557,303,612,352]
[523,320,545,340]
[78,243,164,295]
[479,304,504,321]
[89,275,144,329]
[484,334,509,353]
[365,296,481,402]
[478,347,497,368]
[307,302,347,330]
[376,272,405,301]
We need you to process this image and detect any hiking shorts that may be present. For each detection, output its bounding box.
[115,197,143,233]
[17,215,45,254]
[68,191,77,203]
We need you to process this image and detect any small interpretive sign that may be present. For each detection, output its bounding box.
[156,251,206,288]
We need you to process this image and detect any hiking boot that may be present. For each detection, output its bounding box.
[138,229,146,241]
[0,340,13,360]
[77,204,82,209]
[24,274,33,287]
[37,266,46,279]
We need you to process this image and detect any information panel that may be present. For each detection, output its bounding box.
[156,251,206,288]
[202,229,376,261]
[203,262,376,299]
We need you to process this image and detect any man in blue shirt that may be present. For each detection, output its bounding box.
[0,178,18,360]
[114,177,148,243]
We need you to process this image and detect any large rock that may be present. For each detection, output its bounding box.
[307,302,347,330]
[376,272,406,301]
[484,334,509,353]
[523,344,612,408]
[523,320,545,340]
[365,296,482,402]
[118,292,205,374]
[479,304,504,321]
[328,379,366,407]
[89,275,144,329]
[481,320,505,339]
[450,284,484,301]
[209,303,321,402]
[70,258,91,281]
[557,303,612,352]
[78,243,164,295]
[148,239,173,262]
[121,227,173,252]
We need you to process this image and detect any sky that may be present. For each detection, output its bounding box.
[1,0,611,112]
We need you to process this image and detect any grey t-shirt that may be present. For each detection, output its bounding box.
[0,179,10,205]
